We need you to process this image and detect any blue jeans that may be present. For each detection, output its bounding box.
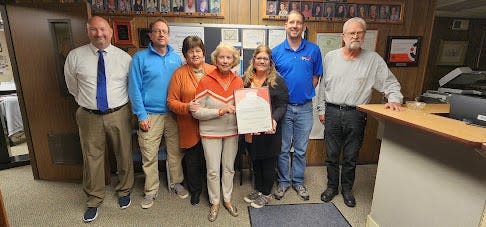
[277,102,313,188]
[324,106,367,192]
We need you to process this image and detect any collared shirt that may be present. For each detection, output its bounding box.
[64,43,131,110]
[128,43,183,121]
[272,39,323,104]
[316,48,403,114]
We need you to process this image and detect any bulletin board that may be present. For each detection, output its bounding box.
[135,23,287,74]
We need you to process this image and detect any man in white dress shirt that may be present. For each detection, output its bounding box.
[64,16,134,223]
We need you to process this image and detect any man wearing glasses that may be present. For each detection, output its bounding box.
[317,17,403,207]
[128,18,187,209]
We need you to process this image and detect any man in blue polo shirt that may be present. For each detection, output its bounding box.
[272,10,323,201]
[128,18,188,209]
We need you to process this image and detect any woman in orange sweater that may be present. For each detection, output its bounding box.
[167,36,215,206]
[192,43,244,222]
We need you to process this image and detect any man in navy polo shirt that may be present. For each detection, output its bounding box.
[272,10,323,201]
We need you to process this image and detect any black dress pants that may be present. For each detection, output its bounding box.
[183,142,204,195]
[252,157,277,196]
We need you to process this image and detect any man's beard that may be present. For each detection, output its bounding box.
[348,41,361,50]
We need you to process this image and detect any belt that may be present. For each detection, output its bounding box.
[82,103,126,115]
[326,102,356,111]
[289,100,312,106]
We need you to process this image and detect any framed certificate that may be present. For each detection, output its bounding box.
[234,87,272,134]
[385,36,422,67]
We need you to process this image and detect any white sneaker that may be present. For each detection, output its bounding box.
[141,194,156,209]
[171,183,189,199]
[251,194,272,208]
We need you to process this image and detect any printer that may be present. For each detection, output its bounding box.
[421,67,486,103]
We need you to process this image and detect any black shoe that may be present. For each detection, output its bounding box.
[342,191,356,207]
[118,195,131,209]
[190,192,200,206]
[83,207,98,222]
[320,188,338,203]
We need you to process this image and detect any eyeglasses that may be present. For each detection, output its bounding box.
[254,57,270,62]
[151,29,169,35]
[344,31,365,37]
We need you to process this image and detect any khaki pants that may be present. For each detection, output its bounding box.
[76,105,134,208]
[201,136,238,205]
[137,113,182,196]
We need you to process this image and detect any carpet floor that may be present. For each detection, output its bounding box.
[249,203,351,227]
[0,165,377,226]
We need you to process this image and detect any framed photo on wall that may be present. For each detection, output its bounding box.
[92,0,224,17]
[261,0,405,23]
[385,36,422,67]
[437,40,469,66]
[105,0,117,11]
[138,28,151,48]
[113,19,134,46]
[117,0,132,12]
[159,0,171,13]
[146,0,159,13]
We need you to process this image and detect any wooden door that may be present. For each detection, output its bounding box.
[4,3,90,180]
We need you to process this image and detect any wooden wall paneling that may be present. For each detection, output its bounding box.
[411,0,436,97]
[7,3,89,180]
[250,0,260,25]
[128,17,148,55]
[229,0,250,24]
[306,140,325,166]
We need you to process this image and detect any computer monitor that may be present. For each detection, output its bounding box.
[449,94,486,126]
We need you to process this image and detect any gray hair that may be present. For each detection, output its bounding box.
[211,43,240,68]
[343,17,367,33]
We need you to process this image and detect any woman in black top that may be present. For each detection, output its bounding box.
[242,45,288,209]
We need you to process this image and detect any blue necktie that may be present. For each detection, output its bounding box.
[97,50,108,112]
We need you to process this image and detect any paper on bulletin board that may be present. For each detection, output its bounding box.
[362,30,378,51]
[221,28,239,44]
[268,29,286,49]
[232,42,243,76]
[169,26,205,60]
[242,29,266,49]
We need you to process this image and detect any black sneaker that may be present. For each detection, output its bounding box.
[190,192,201,206]
[118,195,131,209]
[83,207,98,222]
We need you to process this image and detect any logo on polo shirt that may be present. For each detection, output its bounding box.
[301,56,312,61]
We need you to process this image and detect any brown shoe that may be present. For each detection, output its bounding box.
[208,205,219,222]
[223,201,238,217]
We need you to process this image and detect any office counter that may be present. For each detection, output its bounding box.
[359,104,486,227]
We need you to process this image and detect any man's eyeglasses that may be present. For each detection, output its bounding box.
[344,31,365,37]
[151,29,169,35]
